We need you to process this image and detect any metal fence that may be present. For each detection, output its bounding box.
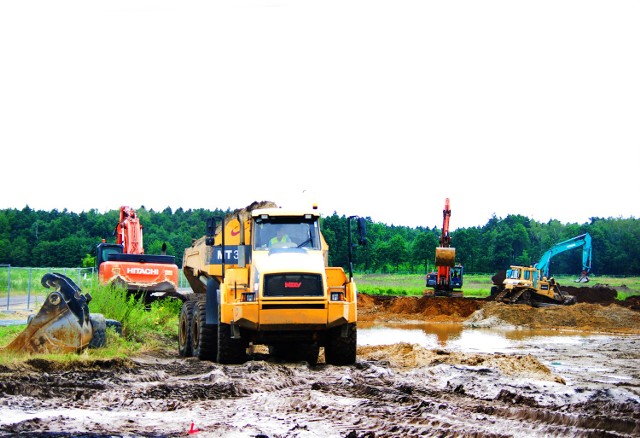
[0,265,190,313]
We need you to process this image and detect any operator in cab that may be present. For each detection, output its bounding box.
[269,227,292,247]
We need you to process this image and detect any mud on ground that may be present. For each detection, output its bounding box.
[1,287,639,437]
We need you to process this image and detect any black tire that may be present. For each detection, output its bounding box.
[178,300,196,357]
[191,301,217,360]
[217,323,247,364]
[325,323,357,366]
[106,319,122,336]
[89,313,107,349]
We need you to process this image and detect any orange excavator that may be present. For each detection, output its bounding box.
[96,206,181,303]
[425,198,464,297]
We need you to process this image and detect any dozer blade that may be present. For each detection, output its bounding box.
[3,273,93,354]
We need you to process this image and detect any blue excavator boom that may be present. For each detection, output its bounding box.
[535,233,592,282]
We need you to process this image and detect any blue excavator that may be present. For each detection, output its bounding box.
[491,233,592,306]
[535,233,592,283]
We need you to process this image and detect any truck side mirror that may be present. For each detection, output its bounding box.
[205,217,216,246]
[357,217,367,245]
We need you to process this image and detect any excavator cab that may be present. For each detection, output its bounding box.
[96,241,125,267]
[450,266,463,288]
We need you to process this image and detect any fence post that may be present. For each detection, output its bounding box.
[2,264,10,312]
[27,267,33,310]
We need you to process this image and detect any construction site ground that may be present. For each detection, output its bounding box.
[1,284,640,437]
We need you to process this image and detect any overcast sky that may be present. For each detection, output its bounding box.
[1,1,638,230]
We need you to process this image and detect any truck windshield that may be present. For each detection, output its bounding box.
[254,218,321,250]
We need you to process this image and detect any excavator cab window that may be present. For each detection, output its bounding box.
[96,244,124,267]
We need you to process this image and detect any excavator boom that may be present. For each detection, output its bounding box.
[535,233,592,281]
[426,198,463,297]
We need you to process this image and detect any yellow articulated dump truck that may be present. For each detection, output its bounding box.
[179,201,366,366]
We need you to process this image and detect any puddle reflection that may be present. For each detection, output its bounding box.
[358,321,463,349]
[358,322,603,354]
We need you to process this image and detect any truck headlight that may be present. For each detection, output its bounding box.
[242,292,256,302]
[330,292,344,301]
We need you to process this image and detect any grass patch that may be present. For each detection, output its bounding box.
[355,273,495,297]
[354,273,640,298]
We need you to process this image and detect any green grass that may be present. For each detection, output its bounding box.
[354,272,640,299]
[354,272,495,297]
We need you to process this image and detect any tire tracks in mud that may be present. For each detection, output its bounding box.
[1,350,639,437]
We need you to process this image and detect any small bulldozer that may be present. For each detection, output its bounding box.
[2,273,110,354]
[490,267,576,306]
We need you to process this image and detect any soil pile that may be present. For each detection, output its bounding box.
[468,301,640,333]
[621,295,640,311]
[358,294,481,323]
[358,343,565,383]
[562,283,618,304]
[358,289,640,334]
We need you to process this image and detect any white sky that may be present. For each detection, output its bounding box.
[1,1,638,230]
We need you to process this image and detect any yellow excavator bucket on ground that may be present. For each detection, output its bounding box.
[3,273,95,354]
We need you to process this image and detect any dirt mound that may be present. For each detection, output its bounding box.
[621,295,640,311]
[468,302,640,333]
[357,343,564,382]
[358,294,482,322]
[562,284,618,304]
[358,293,640,334]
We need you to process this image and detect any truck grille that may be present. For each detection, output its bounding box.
[263,273,323,297]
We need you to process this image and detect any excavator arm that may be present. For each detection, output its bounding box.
[535,233,592,281]
[116,206,144,254]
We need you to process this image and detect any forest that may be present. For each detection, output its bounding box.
[0,206,638,276]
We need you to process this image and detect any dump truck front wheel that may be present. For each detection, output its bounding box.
[325,323,357,365]
[217,323,247,364]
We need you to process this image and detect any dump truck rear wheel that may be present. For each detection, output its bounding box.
[217,323,247,364]
[178,300,196,357]
[325,323,357,365]
[191,301,217,360]
[89,313,107,349]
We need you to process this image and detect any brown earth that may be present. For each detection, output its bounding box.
[1,286,640,437]
[358,290,640,334]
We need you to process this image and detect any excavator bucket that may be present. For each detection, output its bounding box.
[3,273,94,354]
[435,247,456,267]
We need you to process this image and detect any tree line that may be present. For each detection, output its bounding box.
[0,206,638,276]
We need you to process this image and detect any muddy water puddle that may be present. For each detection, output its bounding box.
[359,321,640,388]
[359,321,590,352]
